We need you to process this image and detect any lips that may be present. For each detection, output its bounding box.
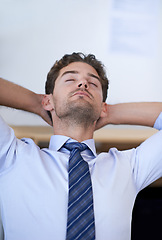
[71,90,92,99]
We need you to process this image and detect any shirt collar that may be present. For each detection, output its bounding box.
[49,135,97,157]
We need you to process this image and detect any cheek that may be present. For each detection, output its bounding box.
[53,86,66,99]
[53,90,68,108]
[95,90,103,103]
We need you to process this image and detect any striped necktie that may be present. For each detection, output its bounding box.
[64,142,95,240]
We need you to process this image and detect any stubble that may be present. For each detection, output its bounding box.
[54,96,99,128]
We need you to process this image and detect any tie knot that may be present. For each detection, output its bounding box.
[64,142,88,152]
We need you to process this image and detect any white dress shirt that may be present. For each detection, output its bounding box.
[0,113,162,240]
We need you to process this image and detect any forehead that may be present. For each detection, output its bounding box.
[58,62,99,78]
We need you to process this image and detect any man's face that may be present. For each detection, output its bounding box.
[51,62,104,125]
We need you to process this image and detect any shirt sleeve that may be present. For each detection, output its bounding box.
[132,112,162,192]
[0,115,17,173]
[154,112,162,130]
[0,202,4,240]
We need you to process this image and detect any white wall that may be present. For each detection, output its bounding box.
[0,0,162,125]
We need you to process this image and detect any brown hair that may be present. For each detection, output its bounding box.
[45,52,109,102]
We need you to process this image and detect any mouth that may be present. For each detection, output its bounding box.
[71,90,92,99]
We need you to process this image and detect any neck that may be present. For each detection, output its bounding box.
[52,118,96,142]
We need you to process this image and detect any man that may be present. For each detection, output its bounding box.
[0,52,162,240]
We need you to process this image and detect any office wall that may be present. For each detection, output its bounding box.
[0,0,162,125]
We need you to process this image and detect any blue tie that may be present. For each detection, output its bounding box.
[64,142,95,240]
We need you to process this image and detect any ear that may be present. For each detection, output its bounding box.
[100,102,108,118]
[42,94,54,111]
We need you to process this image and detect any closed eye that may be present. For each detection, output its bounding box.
[89,82,97,87]
[65,79,75,82]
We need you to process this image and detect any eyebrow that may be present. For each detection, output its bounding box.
[61,70,100,81]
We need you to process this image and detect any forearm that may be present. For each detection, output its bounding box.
[0,77,41,115]
[108,102,162,127]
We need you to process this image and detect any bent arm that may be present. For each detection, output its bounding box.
[0,78,39,112]
[96,102,162,130]
[108,102,162,127]
[0,77,52,125]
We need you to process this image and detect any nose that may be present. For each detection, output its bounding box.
[77,79,88,89]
